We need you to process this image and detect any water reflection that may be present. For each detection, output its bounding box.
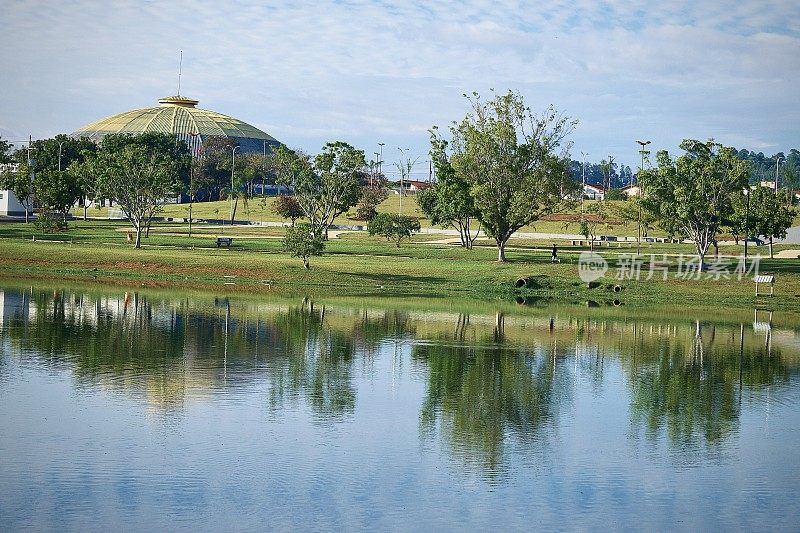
[1,286,799,478]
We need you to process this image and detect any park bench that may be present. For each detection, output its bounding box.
[216,237,233,248]
[754,274,775,296]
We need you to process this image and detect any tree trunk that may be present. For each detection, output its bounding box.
[497,238,507,262]
[769,236,774,259]
[188,202,193,238]
[24,204,29,223]
[134,224,142,249]
[303,257,310,269]
[230,197,239,224]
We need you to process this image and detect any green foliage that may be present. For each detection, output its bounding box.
[282,223,324,268]
[273,141,366,237]
[0,136,14,164]
[354,185,389,221]
[272,195,304,224]
[77,134,184,248]
[418,131,480,248]
[33,211,68,233]
[639,139,750,268]
[748,187,795,258]
[604,188,626,201]
[442,90,579,261]
[368,213,421,247]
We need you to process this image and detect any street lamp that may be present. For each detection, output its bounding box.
[378,142,384,176]
[58,141,67,172]
[580,151,588,216]
[635,140,651,255]
[230,145,240,225]
[743,187,750,260]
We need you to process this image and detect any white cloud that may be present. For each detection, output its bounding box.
[0,0,798,165]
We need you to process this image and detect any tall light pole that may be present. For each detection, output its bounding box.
[776,156,784,194]
[373,152,380,187]
[743,187,750,259]
[580,151,588,216]
[187,132,200,237]
[378,143,384,176]
[58,141,67,172]
[230,145,240,225]
[397,147,408,215]
[636,140,651,255]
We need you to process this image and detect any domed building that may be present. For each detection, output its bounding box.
[72,95,280,155]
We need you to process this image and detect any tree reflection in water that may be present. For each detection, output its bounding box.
[1,286,798,477]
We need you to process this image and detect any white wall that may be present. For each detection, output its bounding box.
[0,189,32,216]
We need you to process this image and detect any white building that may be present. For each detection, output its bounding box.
[0,189,32,216]
[583,183,606,200]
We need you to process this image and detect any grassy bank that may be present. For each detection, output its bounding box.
[2,219,800,310]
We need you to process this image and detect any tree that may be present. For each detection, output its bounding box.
[272,195,304,225]
[638,139,750,270]
[79,134,185,248]
[273,142,365,239]
[579,201,611,252]
[417,131,481,248]
[283,223,324,268]
[354,185,388,221]
[3,135,97,224]
[749,187,795,258]
[442,90,578,261]
[367,213,421,247]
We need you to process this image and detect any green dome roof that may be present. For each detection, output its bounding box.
[72,96,280,154]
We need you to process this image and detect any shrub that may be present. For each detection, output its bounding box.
[368,213,421,247]
[282,223,324,268]
[272,195,304,225]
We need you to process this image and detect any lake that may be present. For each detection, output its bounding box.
[1,285,799,531]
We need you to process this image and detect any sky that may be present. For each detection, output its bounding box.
[1,0,799,178]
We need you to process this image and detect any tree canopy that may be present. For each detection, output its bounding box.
[273,141,366,239]
[639,139,750,269]
[438,90,578,261]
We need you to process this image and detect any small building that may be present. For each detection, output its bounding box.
[620,184,641,198]
[405,180,432,192]
[0,189,32,217]
[583,183,606,200]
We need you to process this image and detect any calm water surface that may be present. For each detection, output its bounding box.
[1,286,799,531]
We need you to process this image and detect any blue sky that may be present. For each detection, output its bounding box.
[1,0,798,178]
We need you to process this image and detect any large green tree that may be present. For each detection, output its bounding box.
[749,186,795,258]
[440,90,579,261]
[273,141,365,239]
[417,131,480,248]
[3,135,97,223]
[77,133,187,247]
[639,139,750,270]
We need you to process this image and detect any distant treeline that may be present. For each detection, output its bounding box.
[571,148,800,190]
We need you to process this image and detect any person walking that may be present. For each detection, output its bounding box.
[551,244,560,263]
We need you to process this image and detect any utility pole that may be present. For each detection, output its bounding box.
[635,140,651,255]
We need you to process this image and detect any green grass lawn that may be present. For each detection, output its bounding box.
[3,218,800,310]
[73,197,656,236]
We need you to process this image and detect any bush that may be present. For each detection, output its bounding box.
[34,212,67,233]
[368,213,421,247]
[282,223,324,268]
[272,195,304,224]
[353,186,388,221]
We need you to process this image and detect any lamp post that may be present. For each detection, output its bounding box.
[378,143,384,176]
[230,145,240,225]
[743,187,750,260]
[580,151,588,217]
[187,132,200,237]
[373,152,380,187]
[397,147,409,215]
[636,140,651,255]
[58,141,67,172]
[775,156,784,194]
